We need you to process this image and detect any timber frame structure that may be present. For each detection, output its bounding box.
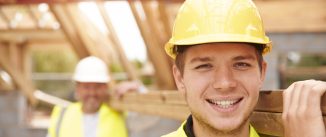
[1,0,326,136]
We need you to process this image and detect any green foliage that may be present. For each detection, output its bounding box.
[131,59,144,69]
[32,49,78,73]
[110,62,124,73]
[288,54,326,67]
[141,75,153,85]
[284,54,326,88]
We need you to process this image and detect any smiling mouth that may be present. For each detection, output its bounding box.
[206,98,243,109]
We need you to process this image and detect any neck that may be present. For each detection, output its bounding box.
[82,105,100,114]
[193,118,250,137]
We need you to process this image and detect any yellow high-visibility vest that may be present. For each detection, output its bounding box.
[162,121,260,137]
[48,103,128,137]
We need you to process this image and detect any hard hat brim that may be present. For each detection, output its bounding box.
[165,34,272,59]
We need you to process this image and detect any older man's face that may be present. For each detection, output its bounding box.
[173,43,266,134]
[76,82,108,113]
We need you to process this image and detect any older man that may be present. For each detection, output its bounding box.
[48,56,127,137]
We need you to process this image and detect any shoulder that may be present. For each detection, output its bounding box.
[162,131,182,137]
[99,104,124,117]
[250,125,260,137]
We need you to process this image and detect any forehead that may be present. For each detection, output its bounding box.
[184,43,257,62]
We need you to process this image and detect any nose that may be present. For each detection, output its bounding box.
[212,66,237,91]
[85,86,98,96]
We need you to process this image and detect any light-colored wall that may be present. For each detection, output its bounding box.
[0,91,47,137]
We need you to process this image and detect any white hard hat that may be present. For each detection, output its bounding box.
[73,56,110,83]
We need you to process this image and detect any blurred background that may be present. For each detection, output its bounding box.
[0,0,325,137]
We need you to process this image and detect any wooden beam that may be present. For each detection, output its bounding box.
[158,1,171,39]
[256,1,326,33]
[55,3,118,87]
[141,0,174,67]
[0,8,10,29]
[0,42,37,105]
[164,0,326,33]
[0,73,15,91]
[109,90,326,136]
[64,4,99,58]
[0,29,66,43]
[9,42,21,72]
[26,5,40,29]
[141,1,168,46]
[97,2,138,81]
[0,43,14,91]
[49,4,89,59]
[283,66,326,79]
[250,112,283,136]
[0,0,81,4]
[128,0,175,90]
[65,3,116,64]
[34,90,71,107]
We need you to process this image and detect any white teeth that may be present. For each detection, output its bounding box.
[208,99,238,108]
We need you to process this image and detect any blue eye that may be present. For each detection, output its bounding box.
[234,62,251,70]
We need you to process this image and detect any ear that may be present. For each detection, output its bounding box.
[74,82,82,100]
[259,61,267,88]
[172,65,186,93]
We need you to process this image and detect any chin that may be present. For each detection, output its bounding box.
[194,112,250,134]
[213,119,244,132]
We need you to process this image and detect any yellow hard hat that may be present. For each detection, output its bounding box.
[165,0,272,59]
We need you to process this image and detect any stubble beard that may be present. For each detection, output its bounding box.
[186,90,254,137]
[83,98,101,113]
[192,110,252,137]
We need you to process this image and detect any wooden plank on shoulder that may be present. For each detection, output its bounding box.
[109,90,326,136]
[250,111,283,136]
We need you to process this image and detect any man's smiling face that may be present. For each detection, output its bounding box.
[173,43,266,134]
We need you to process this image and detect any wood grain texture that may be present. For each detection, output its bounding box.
[109,90,326,136]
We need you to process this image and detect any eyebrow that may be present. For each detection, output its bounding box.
[189,57,213,63]
[233,55,256,61]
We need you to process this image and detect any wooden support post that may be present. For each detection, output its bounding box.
[97,2,138,81]
[128,0,175,89]
[0,8,10,29]
[0,42,13,91]
[0,42,37,105]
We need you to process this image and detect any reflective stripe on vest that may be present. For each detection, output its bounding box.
[55,107,66,137]
[48,103,128,137]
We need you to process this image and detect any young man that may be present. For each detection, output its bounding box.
[163,0,326,137]
[48,56,128,137]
